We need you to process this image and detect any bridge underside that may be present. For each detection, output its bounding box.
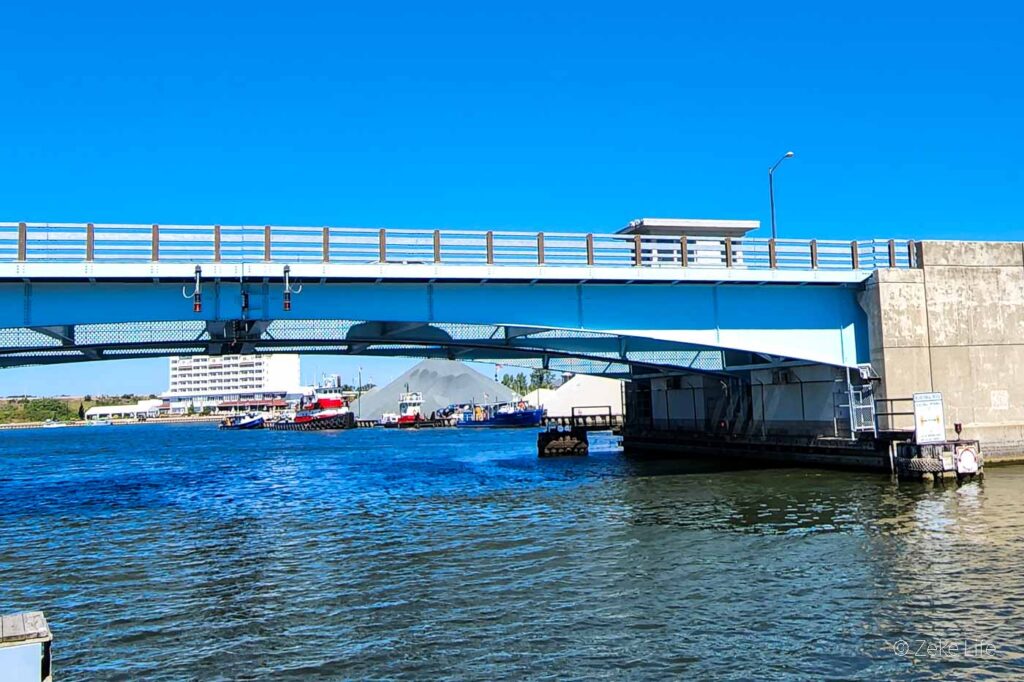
[0,275,869,374]
[0,319,812,378]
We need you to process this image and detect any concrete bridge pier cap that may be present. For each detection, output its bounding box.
[862,240,1024,460]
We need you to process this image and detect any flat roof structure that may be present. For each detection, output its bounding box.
[619,218,759,238]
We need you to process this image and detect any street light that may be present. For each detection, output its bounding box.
[768,151,794,240]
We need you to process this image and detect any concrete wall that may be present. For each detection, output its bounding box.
[864,241,1024,450]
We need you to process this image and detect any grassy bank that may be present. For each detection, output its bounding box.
[0,396,141,424]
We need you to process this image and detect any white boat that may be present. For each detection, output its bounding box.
[87,419,113,426]
[41,419,69,428]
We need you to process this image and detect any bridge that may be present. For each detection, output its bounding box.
[0,221,913,379]
[11,218,985,469]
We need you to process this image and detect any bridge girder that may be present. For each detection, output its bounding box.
[0,318,802,379]
[0,277,867,370]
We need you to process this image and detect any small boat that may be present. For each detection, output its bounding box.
[41,419,69,429]
[449,401,546,428]
[379,412,400,428]
[86,419,113,426]
[219,413,266,430]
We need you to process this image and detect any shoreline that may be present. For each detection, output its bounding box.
[0,415,223,430]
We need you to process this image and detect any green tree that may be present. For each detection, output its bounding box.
[501,372,530,395]
[529,369,556,391]
[78,403,85,419]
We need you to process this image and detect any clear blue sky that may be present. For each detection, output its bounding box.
[2,1,1022,395]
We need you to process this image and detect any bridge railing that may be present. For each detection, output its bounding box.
[0,222,917,271]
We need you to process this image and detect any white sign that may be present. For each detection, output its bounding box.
[913,392,946,444]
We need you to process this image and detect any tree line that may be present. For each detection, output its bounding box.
[500,369,558,396]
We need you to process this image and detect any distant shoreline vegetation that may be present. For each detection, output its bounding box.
[0,395,154,424]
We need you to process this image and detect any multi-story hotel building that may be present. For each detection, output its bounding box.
[162,354,302,413]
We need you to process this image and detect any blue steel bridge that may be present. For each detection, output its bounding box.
[0,221,914,380]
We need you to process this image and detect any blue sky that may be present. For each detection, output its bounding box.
[1,1,1022,395]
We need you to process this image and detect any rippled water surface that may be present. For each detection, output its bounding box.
[2,423,1024,680]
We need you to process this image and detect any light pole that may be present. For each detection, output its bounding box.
[357,366,362,418]
[768,151,794,240]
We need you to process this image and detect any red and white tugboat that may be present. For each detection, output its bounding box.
[391,391,453,428]
[271,378,355,431]
[396,391,424,427]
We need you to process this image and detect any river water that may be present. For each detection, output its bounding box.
[1,423,1023,680]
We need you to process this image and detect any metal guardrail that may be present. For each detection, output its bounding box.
[875,397,916,432]
[0,222,917,270]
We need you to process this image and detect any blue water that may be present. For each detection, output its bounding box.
[2,423,1023,680]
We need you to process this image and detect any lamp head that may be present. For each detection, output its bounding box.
[784,151,794,158]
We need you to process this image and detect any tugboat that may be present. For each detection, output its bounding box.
[396,391,424,427]
[219,413,266,430]
[450,400,546,428]
[270,377,355,431]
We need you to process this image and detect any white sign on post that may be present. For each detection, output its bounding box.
[913,392,946,444]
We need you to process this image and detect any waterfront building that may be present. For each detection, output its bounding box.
[84,399,164,421]
[162,354,302,414]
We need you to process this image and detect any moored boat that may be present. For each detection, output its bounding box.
[396,392,424,427]
[86,419,113,426]
[219,413,266,430]
[270,379,355,431]
[448,401,546,428]
[41,419,69,429]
